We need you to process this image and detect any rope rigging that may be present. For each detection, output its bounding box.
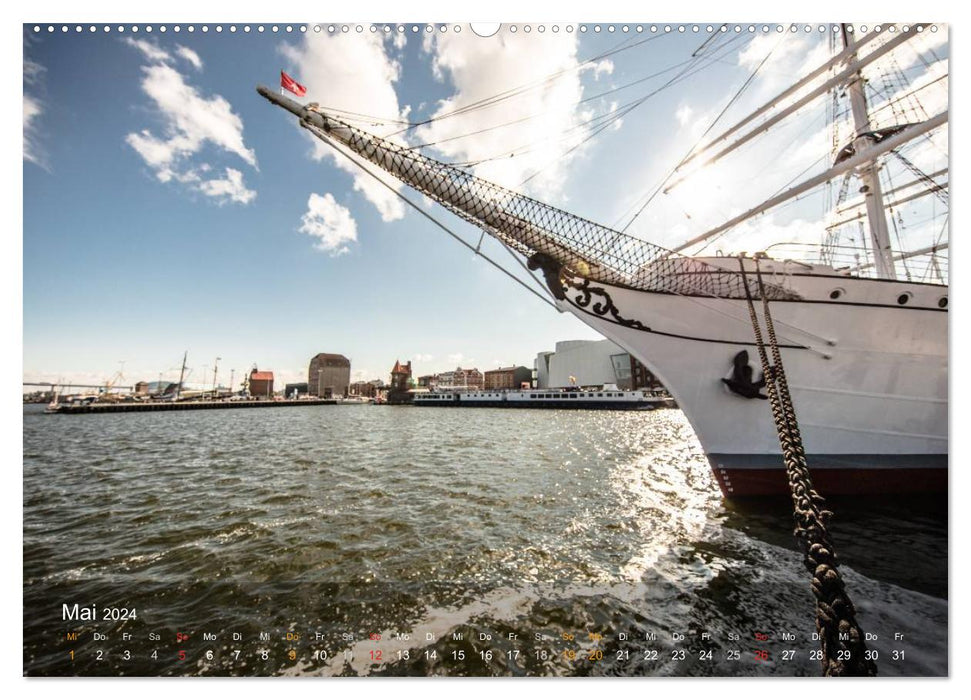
[618,32,784,233]
[738,257,877,677]
[407,33,749,163]
[302,121,558,309]
[438,33,753,177]
[268,89,801,302]
[517,34,753,191]
[300,33,675,135]
[385,31,671,139]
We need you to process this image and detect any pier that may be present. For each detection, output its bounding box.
[47,398,340,415]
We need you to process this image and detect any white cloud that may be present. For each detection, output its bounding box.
[299,193,358,255]
[413,353,434,362]
[587,59,614,78]
[23,57,44,83]
[693,214,826,258]
[415,30,596,200]
[198,168,256,204]
[280,33,408,222]
[733,32,832,121]
[23,94,43,165]
[447,352,475,365]
[608,101,623,131]
[123,37,171,63]
[125,42,257,204]
[123,38,203,71]
[676,104,694,127]
[133,64,256,168]
[176,45,203,70]
[23,59,46,167]
[888,26,948,71]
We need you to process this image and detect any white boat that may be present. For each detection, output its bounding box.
[259,23,947,496]
[414,388,673,410]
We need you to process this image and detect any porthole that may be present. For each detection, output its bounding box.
[829,288,844,300]
[897,292,912,305]
[938,296,948,308]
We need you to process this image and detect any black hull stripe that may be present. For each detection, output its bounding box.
[565,298,808,349]
[591,275,948,312]
[675,267,949,290]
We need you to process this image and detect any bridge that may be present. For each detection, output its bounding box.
[23,382,135,392]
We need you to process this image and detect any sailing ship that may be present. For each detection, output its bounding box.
[259,23,947,496]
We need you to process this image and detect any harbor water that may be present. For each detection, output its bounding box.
[22,403,947,676]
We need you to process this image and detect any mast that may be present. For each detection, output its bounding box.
[176,351,187,402]
[842,23,896,280]
[664,29,914,192]
[669,112,946,252]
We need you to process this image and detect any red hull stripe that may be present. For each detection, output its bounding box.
[709,459,947,497]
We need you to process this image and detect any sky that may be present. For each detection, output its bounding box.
[22,20,949,392]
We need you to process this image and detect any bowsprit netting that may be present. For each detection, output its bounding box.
[302,110,801,302]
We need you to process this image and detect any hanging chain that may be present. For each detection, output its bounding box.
[738,257,877,677]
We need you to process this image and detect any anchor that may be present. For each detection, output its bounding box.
[722,350,768,400]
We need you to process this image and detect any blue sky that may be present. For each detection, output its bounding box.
[22,22,948,391]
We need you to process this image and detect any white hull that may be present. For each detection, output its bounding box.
[554,257,948,495]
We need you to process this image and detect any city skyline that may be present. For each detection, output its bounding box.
[23,22,947,392]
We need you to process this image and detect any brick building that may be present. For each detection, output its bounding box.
[436,367,483,390]
[249,369,274,397]
[349,381,380,398]
[483,366,532,390]
[388,359,413,405]
[308,353,351,398]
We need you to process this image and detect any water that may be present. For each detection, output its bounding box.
[22,403,947,676]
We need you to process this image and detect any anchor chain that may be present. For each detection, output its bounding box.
[738,258,877,677]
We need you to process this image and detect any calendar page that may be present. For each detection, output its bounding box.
[22,8,950,683]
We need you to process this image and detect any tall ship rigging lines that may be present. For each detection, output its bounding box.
[259,23,947,496]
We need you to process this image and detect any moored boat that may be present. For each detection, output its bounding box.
[414,387,674,410]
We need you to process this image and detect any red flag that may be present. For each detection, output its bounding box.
[280,70,307,97]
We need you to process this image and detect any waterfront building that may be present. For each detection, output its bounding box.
[134,381,150,396]
[308,353,351,398]
[349,381,379,398]
[249,369,275,397]
[436,367,483,391]
[388,359,413,405]
[285,382,309,398]
[483,366,532,390]
[390,360,412,389]
[534,339,662,390]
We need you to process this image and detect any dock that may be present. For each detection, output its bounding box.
[46,398,340,415]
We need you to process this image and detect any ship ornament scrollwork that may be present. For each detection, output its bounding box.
[722,350,768,400]
[527,252,651,331]
[569,278,651,331]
